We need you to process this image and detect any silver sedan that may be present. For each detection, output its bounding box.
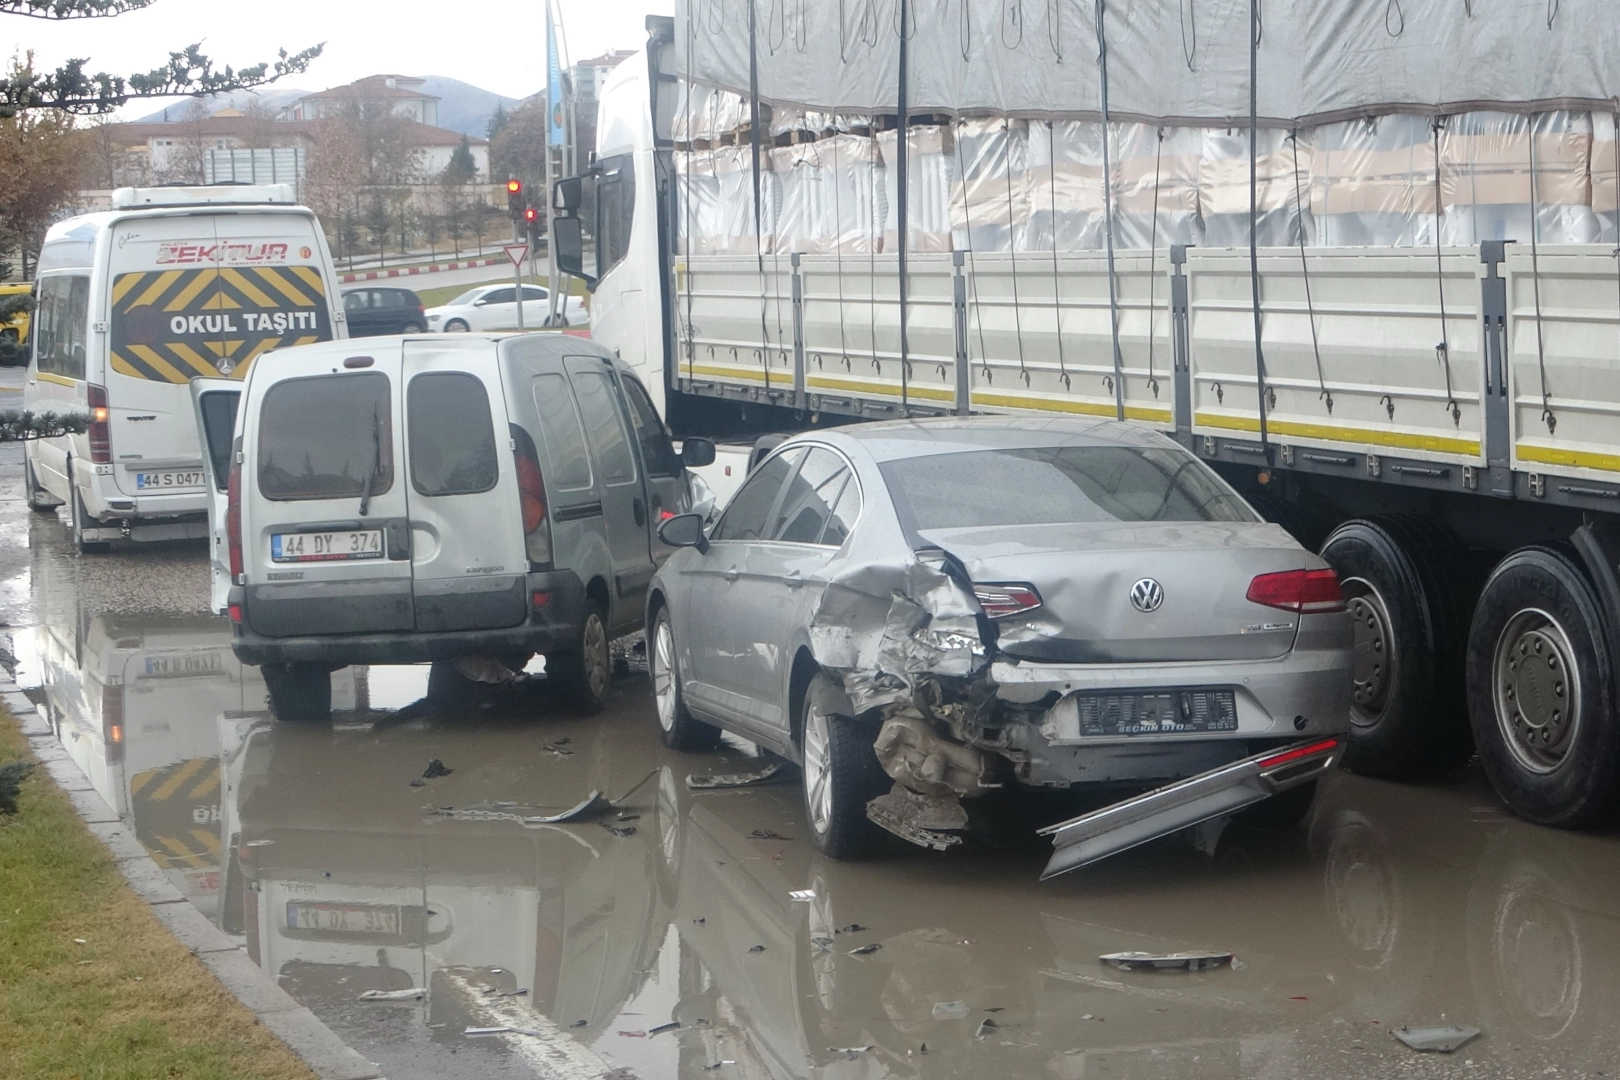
[647,417,1354,862]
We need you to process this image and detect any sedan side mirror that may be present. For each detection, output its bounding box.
[658,512,708,554]
[680,437,716,469]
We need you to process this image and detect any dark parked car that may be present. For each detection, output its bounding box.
[341,287,427,337]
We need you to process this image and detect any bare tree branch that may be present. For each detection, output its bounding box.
[0,0,156,17]
[0,42,324,118]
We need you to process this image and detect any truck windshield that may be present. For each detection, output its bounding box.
[258,373,393,500]
[881,446,1257,530]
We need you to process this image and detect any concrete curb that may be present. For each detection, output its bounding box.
[338,256,505,283]
[1,682,387,1080]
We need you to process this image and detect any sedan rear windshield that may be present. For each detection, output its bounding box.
[882,445,1256,530]
[258,373,392,500]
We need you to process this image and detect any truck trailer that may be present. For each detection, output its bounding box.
[554,1,1620,830]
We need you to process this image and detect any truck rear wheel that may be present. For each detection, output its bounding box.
[263,663,332,722]
[1466,547,1620,828]
[1319,516,1477,777]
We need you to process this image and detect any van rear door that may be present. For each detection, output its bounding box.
[107,210,335,499]
[190,378,240,615]
[401,339,527,632]
[242,344,413,638]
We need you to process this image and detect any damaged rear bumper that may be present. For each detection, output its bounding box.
[1037,738,1342,879]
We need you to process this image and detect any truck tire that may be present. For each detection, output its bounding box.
[1466,547,1620,828]
[1320,516,1477,777]
[263,663,332,722]
[800,673,890,859]
[549,599,612,715]
[650,606,722,751]
[67,465,110,554]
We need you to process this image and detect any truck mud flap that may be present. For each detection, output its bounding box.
[1037,738,1340,880]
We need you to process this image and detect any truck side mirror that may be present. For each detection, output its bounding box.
[553,217,595,289]
[554,176,582,214]
[680,437,716,468]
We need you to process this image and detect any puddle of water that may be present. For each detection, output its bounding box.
[13,539,1620,1079]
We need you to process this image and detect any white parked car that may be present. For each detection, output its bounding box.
[425,284,587,332]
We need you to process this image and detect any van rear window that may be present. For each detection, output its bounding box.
[407,372,498,496]
[258,373,393,500]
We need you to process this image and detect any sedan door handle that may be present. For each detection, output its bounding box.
[724,566,739,583]
[784,570,803,589]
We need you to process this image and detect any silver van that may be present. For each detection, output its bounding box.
[192,332,713,720]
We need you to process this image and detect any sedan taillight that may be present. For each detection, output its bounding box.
[1246,568,1346,614]
[973,583,1043,619]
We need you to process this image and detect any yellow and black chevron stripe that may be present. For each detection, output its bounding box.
[129,756,223,871]
[109,266,333,384]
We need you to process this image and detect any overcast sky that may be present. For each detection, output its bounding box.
[15,0,672,116]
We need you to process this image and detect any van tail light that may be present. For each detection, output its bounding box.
[102,682,125,765]
[1246,568,1346,614]
[87,384,111,463]
[973,582,1043,619]
[511,424,552,568]
[226,452,244,581]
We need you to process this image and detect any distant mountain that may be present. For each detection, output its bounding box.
[132,77,533,139]
[134,87,308,123]
[416,77,525,138]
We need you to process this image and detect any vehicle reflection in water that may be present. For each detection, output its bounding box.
[16,528,1620,1078]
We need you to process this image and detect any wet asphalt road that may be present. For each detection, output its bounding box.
[5,488,1620,1079]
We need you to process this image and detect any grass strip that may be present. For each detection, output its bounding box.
[0,705,318,1080]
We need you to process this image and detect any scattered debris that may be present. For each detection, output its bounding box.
[919,1043,928,1055]
[648,1022,681,1035]
[830,1046,873,1057]
[750,829,783,840]
[1080,1014,1095,1021]
[687,762,790,790]
[529,790,613,823]
[975,1018,1000,1039]
[409,778,426,787]
[702,1062,735,1071]
[73,938,87,945]
[571,1019,588,1028]
[616,813,640,822]
[1394,1026,1481,1053]
[1288,995,1309,1001]
[600,823,637,837]
[748,945,766,953]
[958,939,975,946]
[694,918,706,925]
[810,937,835,951]
[789,889,816,902]
[932,1001,969,1020]
[849,943,882,956]
[422,759,453,779]
[359,988,426,1001]
[837,924,867,934]
[617,1030,648,1038]
[488,988,528,998]
[983,1007,1003,1013]
[1099,950,1234,973]
[541,741,575,757]
[465,1025,546,1037]
[866,784,967,850]
[452,655,523,685]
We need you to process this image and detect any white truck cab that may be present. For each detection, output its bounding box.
[22,184,344,552]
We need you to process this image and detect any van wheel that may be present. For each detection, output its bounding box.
[1466,547,1620,828]
[24,457,60,514]
[263,663,332,722]
[550,600,612,714]
[800,673,890,859]
[651,606,721,750]
[1319,516,1477,777]
[67,468,110,554]
[443,319,469,333]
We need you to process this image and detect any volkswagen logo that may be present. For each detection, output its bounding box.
[1130,578,1164,613]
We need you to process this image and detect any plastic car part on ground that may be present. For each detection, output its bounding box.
[1099,951,1235,973]
[686,762,791,790]
[1393,1026,1482,1053]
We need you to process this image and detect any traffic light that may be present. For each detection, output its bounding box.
[506,178,523,218]
[525,206,541,248]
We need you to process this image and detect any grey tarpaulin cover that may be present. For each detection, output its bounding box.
[676,0,1620,124]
